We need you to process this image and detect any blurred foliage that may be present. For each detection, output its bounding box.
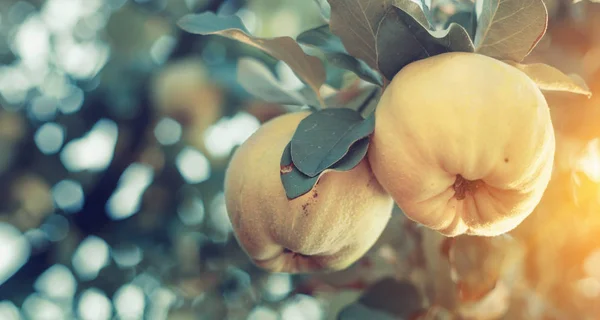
[0,0,598,319]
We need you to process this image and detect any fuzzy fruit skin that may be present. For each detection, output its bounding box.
[368,52,555,237]
[224,112,393,274]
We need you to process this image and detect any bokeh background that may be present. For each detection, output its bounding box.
[0,0,599,319]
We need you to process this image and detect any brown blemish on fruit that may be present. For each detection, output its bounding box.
[504,158,509,163]
[280,164,293,174]
[302,203,310,215]
[453,175,482,200]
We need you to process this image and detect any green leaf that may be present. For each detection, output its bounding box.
[444,9,477,40]
[474,0,548,62]
[327,0,430,73]
[419,0,434,23]
[505,61,592,97]
[331,137,370,172]
[325,53,384,86]
[297,87,326,109]
[429,21,476,52]
[178,12,326,101]
[395,0,431,27]
[314,0,331,21]
[376,6,474,81]
[178,11,250,33]
[297,25,383,85]
[281,138,370,199]
[299,84,380,116]
[291,109,375,177]
[280,143,319,199]
[237,58,307,106]
[297,24,346,53]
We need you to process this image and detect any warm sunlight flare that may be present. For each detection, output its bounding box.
[577,138,600,183]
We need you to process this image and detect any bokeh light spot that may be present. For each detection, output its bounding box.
[13,14,50,70]
[576,277,600,299]
[111,244,143,268]
[154,117,182,146]
[29,95,58,121]
[34,264,77,300]
[203,112,260,159]
[248,306,278,320]
[263,274,293,302]
[176,147,211,184]
[72,236,110,281]
[177,193,205,226]
[22,293,65,320]
[113,284,145,320]
[0,223,31,286]
[281,294,323,320]
[577,138,600,182]
[58,85,85,114]
[34,122,65,154]
[61,119,118,172]
[40,214,70,242]
[52,179,85,213]
[106,163,154,220]
[0,301,21,320]
[78,288,112,320]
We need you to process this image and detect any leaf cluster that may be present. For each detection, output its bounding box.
[177,0,591,199]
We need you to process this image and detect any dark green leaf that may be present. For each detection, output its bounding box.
[178,12,326,101]
[297,86,328,109]
[395,0,431,27]
[297,25,383,85]
[325,53,383,85]
[377,6,474,81]
[328,0,430,73]
[444,10,476,40]
[178,11,249,33]
[337,303,396,320]
[290,108,375,177]
[237,58,307,106]
[505,61,592,97]
[281,138,370,199]
[280,143,319,199]
[474,0,548,62]
[331,137,370,171]
[298,87,324,109]
[297,25,346,53]
[430,21,476,52]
